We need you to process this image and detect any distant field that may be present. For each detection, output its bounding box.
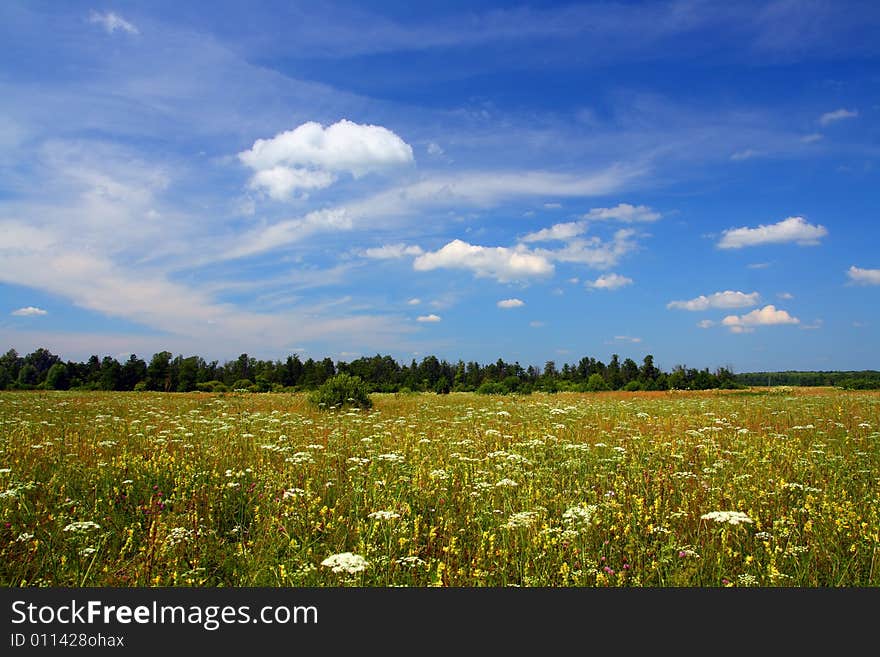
[1,388,878,587]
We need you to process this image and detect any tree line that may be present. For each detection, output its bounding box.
[0,347,749,393]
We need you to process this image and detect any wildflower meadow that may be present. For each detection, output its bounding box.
[1,388,878,587]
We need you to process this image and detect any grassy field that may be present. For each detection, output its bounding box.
[1,388,878,587]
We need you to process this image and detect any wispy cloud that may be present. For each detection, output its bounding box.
[583,203,661,223]
[89,11,139,36]
[717,216,827,249]
[730,149,760,161]
[613,335,642,343]
[364,244,424,259]
[667,290,760,311]
[819,108,858,125]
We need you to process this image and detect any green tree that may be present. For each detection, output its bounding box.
[16,363,39,387]
[45,363,70,390]
[146,351,173,391]
[585,373,609,391]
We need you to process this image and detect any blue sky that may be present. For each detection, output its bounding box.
[1,1,879,372]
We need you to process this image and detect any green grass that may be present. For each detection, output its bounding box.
[1,388,878,587]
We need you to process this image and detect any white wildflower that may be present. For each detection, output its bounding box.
[321,552,369,574]
[700,511,754,525]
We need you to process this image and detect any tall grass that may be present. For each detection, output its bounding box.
[1,388,877,586]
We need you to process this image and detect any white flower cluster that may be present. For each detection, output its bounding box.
[700,511,754,525]
[63,521,101,533]
[321,552,369,574]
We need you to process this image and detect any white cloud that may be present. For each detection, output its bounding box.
[543,202,562,209]
[363,243,424,259]
[730,149,760,161]
[239,119,413,176]
[11,306,47,317]
[800,319,823,330]
[613,335,642,343]
[497,298,525,309]
[584,203,660,223]
[416,314,441,323]
[801,133,823,143]
[697,319,715,329]
[847,265,880,285]
[89,11,139,35]
[529,321,545,328]
[777,292,794,300]
[819,108,858,125]
[413,239,554,282]
[586,273,633,290]
[407,298,421,305]
[521,221,586,243]
[426,142,444,156]
[721,305,800,332]
[538,229,639,270]
[667,290,760,311]
[717,216,827,249]
[747,262,771,269]
[248,166,336,200]
[238,119,413,200]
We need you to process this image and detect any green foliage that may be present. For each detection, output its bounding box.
[309,373,373,410]
[623,380,643,391]
[585,373,609,391]
[232,379,255,391]
[45,363,70,390]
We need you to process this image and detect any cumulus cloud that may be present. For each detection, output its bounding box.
[89,11,139,35]
[416,314,441,323]
[584,203,660,223]
[497,298,525,309]
[721,305,800,333]
[847,265,880,285]
[697,319,715,329]
[819,108,858,125]
[11,306,47,317]
[586,273,633,290]
[521,221,586,243]
[667,290,760,311]
[413,239,553,282]
[539,229,639,270]
[239,119,413,199]
[363,243,424,259]
[717,216,827,249]
[248,166,336,200]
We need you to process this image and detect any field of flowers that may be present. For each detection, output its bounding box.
[1,388,878,587]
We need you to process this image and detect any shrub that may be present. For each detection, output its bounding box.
[309,373,373,410]
[585,373,609,392]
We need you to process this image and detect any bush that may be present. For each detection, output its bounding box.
[309,373,373,410]
[585,373,609,392]
[623,380,643,391]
